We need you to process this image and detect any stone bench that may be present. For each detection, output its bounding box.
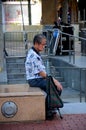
[0,84,45,122]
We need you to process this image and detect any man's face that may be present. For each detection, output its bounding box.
[36,38,46,52]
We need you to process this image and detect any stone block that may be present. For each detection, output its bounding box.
[0,84,45,122]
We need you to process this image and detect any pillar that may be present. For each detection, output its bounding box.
[42,0,57,24]
[0,1,7,83]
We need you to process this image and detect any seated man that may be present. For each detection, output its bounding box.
[25,34,63,119]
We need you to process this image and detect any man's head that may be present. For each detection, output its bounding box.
[33,34,47,52]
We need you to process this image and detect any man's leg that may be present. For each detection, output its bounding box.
[28,78,55,120]
[28,78,46,92]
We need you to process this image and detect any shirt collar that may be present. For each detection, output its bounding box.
[32,47,40,55]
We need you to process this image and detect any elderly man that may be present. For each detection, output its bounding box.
[25,34,63,119]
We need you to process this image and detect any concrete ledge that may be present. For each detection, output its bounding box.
[0,84,44,97]
[0,84,45,122]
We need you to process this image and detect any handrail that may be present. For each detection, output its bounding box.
[3,28,86,58]
[48,28,86,64]
[60,30,86,41]
[61,30,86,64]
[47,28,86,41]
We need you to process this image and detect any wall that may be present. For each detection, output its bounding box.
[2,1,42,27]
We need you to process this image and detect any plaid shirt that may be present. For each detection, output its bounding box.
[25,48,46,80]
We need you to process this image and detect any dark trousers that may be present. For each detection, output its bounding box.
[28,78,62,95]
[28,78,47,92]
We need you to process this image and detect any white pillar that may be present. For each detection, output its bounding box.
[0,1,7,83]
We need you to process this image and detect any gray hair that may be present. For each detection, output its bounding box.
[33,34,46,45]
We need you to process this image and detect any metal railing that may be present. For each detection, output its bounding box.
[60,30,86,64]
[43,57,86,103]
[3,30,49,57]
[3,27,86,58]
[47,27,86,64]
[51,66,86,103]
[43,28,86,103]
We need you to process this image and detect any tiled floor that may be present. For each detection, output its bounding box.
[0,113,86,130]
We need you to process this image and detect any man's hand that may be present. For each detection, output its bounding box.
[53,78,63,91]
[39,71,47,78]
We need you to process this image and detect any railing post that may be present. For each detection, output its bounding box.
[23,31,28,55]
[69,35,71,63]
[80,68,82,102]
[60,31,62,55]
[73,36,75,64]
[84,68,86,102]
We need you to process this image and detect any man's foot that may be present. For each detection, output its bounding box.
[46,110,54,120]
[51,108,57,115]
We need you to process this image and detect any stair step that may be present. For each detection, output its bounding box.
[7,63,24,68]
[7,68,25,73]
[55,76,64,82]
[8,80,27,84]
[7,73,26,79]
[50,72,60,77]
[60,81,67,88]
[6,56,25,63]
[6,60,25,64]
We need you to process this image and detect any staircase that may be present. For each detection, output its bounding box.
[52,73,67,88]
[44,59,67,88]
[6,56,67,87]
[6,56,26,84]
[50,66,67,88]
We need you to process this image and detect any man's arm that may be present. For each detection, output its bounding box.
[39,71,63,91]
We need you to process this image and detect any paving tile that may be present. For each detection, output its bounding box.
[0,114,86,130]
